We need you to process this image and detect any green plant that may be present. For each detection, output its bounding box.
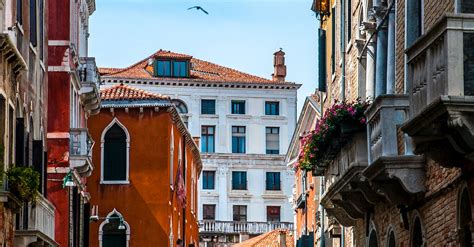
[2,165,40,202]
[297,99,370,171]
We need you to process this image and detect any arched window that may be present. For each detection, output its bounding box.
[368,229,378,247]
[411,216,425,247]
[459,187,472,247]
[172,99,188,114]
[101,119,130,183]
[387,229,396,247]
[99,209,130,247]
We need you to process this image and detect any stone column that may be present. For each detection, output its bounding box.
[386,6,396,94]
[375,7,388,97]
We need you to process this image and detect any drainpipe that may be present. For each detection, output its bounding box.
[386,2,396,94]
[340,0,346,101]
[341,226,345,246]
[320,178,325,247]
[374,1,388,96]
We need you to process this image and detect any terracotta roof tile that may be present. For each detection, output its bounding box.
[99,49,282,84]
[100,83,169,101]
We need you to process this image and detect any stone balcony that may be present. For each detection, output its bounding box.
[77,57,101,116]
[14,195,57,247]
[199,220,294,235]
[403,14,474,167]
[319,133,380,226]
[70,128,94,177]
[363,95,425,205]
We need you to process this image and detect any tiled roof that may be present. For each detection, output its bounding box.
[99,49,279,84]
[100,83,169,101]
[233,230,294,247]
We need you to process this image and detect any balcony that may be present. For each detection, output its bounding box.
[199,220,294,235]
[403,14,474,166]
[70,128,94,177]
[78,57,101,116]
[0,33,27,74]
[363,95,425,204]
[295,193,306,209]
[320,133,382,226]
[14,195,57,246]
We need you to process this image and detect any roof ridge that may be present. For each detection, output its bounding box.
[101,83,170,101]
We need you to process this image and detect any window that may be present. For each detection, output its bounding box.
[203,204,216,220]
[232,171,247,190]
[346,0,351,44]
[17,0,22,25]
[39,0,44,60]
[406,0,422,47]
[369,229,378,247]
[233,205,247,221]
[156,60,171,77]
[388,230,396,247]
[30,0,37,46]
[201,126,215,153]
[411,216,424,247]
[460,0,474,13]
[171,99,188,114]
[102,122,128,182]
[267,206,280,222]
[201,99,216,114]
[265,101,279,115]
[231,101,245,114]
[266,172,281,190]
[99,210,129,247]
[232,126,246,153]
[459,187,473,247]
[202,171,215,190]
[266,127,280,154]
[172,61,188,77]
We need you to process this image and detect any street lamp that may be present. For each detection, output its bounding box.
[63,171,75,187]
[89,206,127,231]
[312,0,331,21]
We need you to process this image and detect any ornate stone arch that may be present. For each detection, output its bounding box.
[100,118,130,184]
[99,209,130,247]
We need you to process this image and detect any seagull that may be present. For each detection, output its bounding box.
[188,6,209,15]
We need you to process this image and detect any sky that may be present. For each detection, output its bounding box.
[89,0,319,115]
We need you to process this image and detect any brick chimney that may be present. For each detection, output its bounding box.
[272,48,287,82]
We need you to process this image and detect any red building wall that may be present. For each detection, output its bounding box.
[87,107,200,246]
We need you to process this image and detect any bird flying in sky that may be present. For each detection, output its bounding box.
[187,6,209,15]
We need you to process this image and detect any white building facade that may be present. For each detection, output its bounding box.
[99,49,300,245]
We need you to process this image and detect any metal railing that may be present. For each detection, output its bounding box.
[70,128,94,158]
[406,14,474,118]
[199,220,294,235]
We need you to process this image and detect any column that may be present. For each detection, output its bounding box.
[375,10,388,96]
[386,6,396,94]
[217,166,228,220]
[366,34,376,99]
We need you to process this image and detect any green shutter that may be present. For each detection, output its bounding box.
[318,28,327,92]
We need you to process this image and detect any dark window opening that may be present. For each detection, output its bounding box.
[388,231,396,247]
[201,99,216,115]
[267,206,280,222]
[231,101,245,114]
[463,33,474,96]
[203,204,216,220]
[369,229,378,247]
[331,6,336,74]
[17,0,22,25]
[202,171,215,190]
[103,124,127,181]
[201,126,215,153]
[15,118,24,166]
[232,126,246,154]
[232,171,247,190]
[233,205,247,222]
[266,172,281,191]
[29,0,37,47]
[102,213,127,247]
[406,0,422,46]
[459,188,472,247]
[154,60,189,78]
[411,217,424,247]
[461,0,474,13]
[265,101,280,115]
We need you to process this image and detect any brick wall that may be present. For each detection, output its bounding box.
[234,230,294,247]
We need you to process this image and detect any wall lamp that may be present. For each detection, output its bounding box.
[89,206,127,230]
[63,171,75,188]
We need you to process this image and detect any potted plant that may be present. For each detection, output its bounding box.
[2,165,40,203]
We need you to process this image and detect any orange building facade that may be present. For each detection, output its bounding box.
[87,84,201,246]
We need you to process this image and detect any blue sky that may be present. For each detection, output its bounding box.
[89,0,318,114]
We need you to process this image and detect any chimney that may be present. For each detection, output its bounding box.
[192,137,200,148]
[272,48,287,82]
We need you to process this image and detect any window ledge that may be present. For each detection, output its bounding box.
[229,191,252,198]
[200,114,219,119]
[262,193,287,199]
[227,114,252,119]
[100,181,130,185]
[261,115,286,121]
[201,191,219,197]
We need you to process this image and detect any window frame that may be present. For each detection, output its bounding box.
[266,127,280,154]
[265,101,280,116]
[232,205,247,222]
[266,172,281,191]
[201,99,216,115]
[100,118,130,184]
[231,126,246,154]
[202,204,216,220]
[201,125,216,153]
[202,170,215,190]
[266,206,281,222]
[99,209,130,247]
[231,100,246,115]
[232,171,247,190]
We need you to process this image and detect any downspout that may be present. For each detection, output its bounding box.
[320,179,325,247]
[340,0,346,101]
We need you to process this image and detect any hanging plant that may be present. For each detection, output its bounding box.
[297,99,369,171]
[2,165,40,203]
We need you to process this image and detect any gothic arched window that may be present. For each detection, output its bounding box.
[99,210,130,247]
[411,216,425,247]
[101,119,130,183]
[368,229,378,247]
[459,187,473,247]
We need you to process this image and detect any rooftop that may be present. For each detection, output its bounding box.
[100,83,169,102]
[99,49,291,84]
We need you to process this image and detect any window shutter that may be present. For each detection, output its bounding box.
[318,28,327,92]
[104,124,127,181]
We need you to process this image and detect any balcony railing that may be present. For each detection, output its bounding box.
[15,195,56,246]
[199,220,294,235]
[69,128,94,177]
[78,57,100,85]
[78,57,101,115]
[406,14,474,118]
